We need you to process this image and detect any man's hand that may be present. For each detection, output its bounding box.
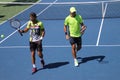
[65,35,69,40]
[19,30,24,33]
[81,26,87,35]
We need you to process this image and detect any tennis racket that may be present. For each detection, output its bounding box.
[10,19,23,36]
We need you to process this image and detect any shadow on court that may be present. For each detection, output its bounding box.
[32,61,69,75]
[78,55,106,64]
[36,61,69,71]
[44,61,69,69]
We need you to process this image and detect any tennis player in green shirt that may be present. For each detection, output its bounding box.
[64,7,86,67]
[20,12,45,74]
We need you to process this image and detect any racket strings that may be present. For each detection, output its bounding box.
[11,21,20,28]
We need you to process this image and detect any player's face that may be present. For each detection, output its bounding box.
[70,12,76,17]
[30,16,36,21]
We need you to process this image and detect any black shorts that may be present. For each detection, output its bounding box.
[29,40,43,52]
[69,37,82,45]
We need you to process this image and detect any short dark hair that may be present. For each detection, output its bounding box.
[30,12,37,18]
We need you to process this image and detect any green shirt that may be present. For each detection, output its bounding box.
[64,14,83,37]
[27,20,44,42]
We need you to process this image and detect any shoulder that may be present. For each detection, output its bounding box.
[37,20,44,27]
[76,14,83,21]
[27,20,32,24]
[37,20,43,24]
[26,21,32,28]
[66,15,71,19]
[76,14,82,18]
[27,20,32,26]
[65,15,71,21]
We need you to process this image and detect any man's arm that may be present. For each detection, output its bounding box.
[64,25,69,40]
[38,29,45,40]
[20,28,29,33]
[80,23,87,35]
[41,29,45,37]
[20,21,30,33]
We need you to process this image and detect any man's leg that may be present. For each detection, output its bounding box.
[31,51,37,67]
[31,50,38,73]
[71,44,77,59]
[38,51,45,68]
[69,37,79,67]
[30,42,37,73]
[77,44,82,51]
[77,37,82,52]
[37,40,45,68]
[71,44,79,67]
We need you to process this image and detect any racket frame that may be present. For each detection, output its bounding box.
[10,19,23,36]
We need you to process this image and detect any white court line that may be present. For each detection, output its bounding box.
[0,45,120,48]
[37,0,58,16]
[0,0,58,44]
[96,3,108,46]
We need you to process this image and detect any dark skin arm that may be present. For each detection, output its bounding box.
[20,27,45,38]
[64,25,69,40]
[80,23,87,35]
[41,29,45,38]
[20,28,29,33]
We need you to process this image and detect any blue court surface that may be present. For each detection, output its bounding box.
[0,0,120,80]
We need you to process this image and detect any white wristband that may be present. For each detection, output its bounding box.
[40,36,43,40]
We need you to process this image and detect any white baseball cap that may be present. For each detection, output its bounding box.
[70,7,76,13]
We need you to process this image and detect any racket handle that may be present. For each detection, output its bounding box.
[18,30,23,36]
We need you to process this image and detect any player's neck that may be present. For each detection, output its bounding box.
[70,14,76,17]
[32,20,38,24]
